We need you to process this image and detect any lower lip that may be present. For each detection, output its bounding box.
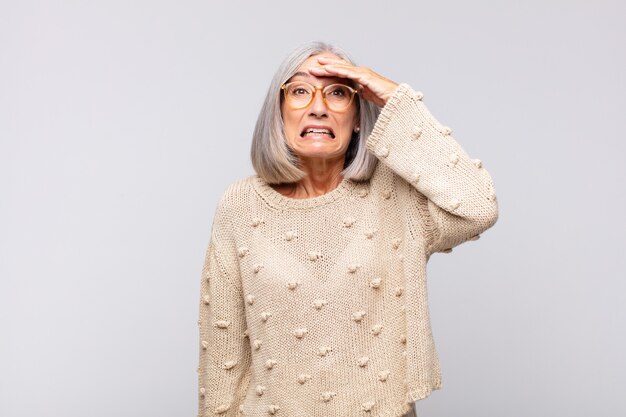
[301,133,335,140]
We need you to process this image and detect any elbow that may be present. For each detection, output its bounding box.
[468,195,499,236]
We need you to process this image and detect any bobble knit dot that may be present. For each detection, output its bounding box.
[268,404,280,415]
[400,334,407,344]
[251,217,263,227]
[411,173,420,184]
[238,247,249,258]
[261,312,272,322]
[343,217,356,227]
[347,264,360,274]
[202,295,210,305]
[369,278,382,289]
[382,190,392,200]
[293,328,308,339]
[449,199,461,211]
[223,360,237,370]
[246,294,256,305]
[313,299,328,310]
[265,359,277,370]
[377,146,390,158]
[201,340,208,349]
[284,231,297,241]
[391,238,402,250]
[256,385,266,396]
[243,329,250,338]
[297,373,312,384]
[400,305,407,312]
[362,401,376,412]
[411,127,423,140]
[352,311,366,322]
[357,356,370,367]
[473,158,483,168]
[371,324,383,335]
[308,251,321,261]
[199,387,206,396]
[449,153,460,166]
[214,320,230,329]
[364,229,377,239]
[287,280,300,290]
[414,91,424,100]
[253,263,264,274]
[215,404,230,414]
[377,370,391,382]
[253,339,262,350]
[441,126,453,135]
[358,188,369,198]
[402,350,407,357]
[395,287,404,296]
[470,234,481,241]
[318,346,333,356]
[321,391,337,402]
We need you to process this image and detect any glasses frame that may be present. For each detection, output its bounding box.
[281,81,358,112]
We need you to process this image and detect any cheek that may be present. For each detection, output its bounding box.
[341,112,359,135]
[280,108,300,138]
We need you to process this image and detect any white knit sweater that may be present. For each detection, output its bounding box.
[197,84,499,417]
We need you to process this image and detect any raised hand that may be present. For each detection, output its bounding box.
[307,56,399,108]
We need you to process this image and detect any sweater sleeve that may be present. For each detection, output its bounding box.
[197,204,251,416]
[366,83,499,255]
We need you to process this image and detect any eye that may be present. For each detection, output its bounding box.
[287,83,312,96]
[327,85,349,97]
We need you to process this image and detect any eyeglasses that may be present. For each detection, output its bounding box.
[281,81,358,112]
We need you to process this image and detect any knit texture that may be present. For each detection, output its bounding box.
[197,84,499,417]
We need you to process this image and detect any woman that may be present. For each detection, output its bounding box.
[197,42,498,417]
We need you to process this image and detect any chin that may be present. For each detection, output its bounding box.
[297,142,341,154]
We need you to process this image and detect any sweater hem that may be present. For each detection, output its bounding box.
[366,83,415,153]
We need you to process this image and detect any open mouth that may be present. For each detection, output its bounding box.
[300,127,335,139]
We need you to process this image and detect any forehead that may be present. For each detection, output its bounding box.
[298,52,345,69]
[287,53,353,85]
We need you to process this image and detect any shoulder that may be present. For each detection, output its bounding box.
[215,175,257,216]
[208,175,256,237]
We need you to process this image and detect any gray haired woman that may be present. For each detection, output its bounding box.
[197,41,498,417]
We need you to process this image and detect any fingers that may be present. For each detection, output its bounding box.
[309,56,364,80]
[308,62,362,79]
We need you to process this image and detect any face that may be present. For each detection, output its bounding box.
[280,53,359,164]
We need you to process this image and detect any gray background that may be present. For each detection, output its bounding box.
[1,0,624,416]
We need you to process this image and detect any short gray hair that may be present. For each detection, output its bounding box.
[251,41,380,184]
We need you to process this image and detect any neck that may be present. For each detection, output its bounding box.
[276,156,346,199]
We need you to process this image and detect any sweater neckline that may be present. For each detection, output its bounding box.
[252,175,356,210]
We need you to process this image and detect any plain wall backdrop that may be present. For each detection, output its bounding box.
[1,1,625,416]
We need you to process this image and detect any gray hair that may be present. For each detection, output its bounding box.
[250,41,381,184]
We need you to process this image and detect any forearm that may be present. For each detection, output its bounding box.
[366,83,498,253]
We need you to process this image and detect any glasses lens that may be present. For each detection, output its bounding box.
[324,84,353,111]
[284,82,314,109]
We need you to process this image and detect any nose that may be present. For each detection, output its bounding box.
[308,88,329,118]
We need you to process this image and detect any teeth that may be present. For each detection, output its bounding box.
[303,128,334,138]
